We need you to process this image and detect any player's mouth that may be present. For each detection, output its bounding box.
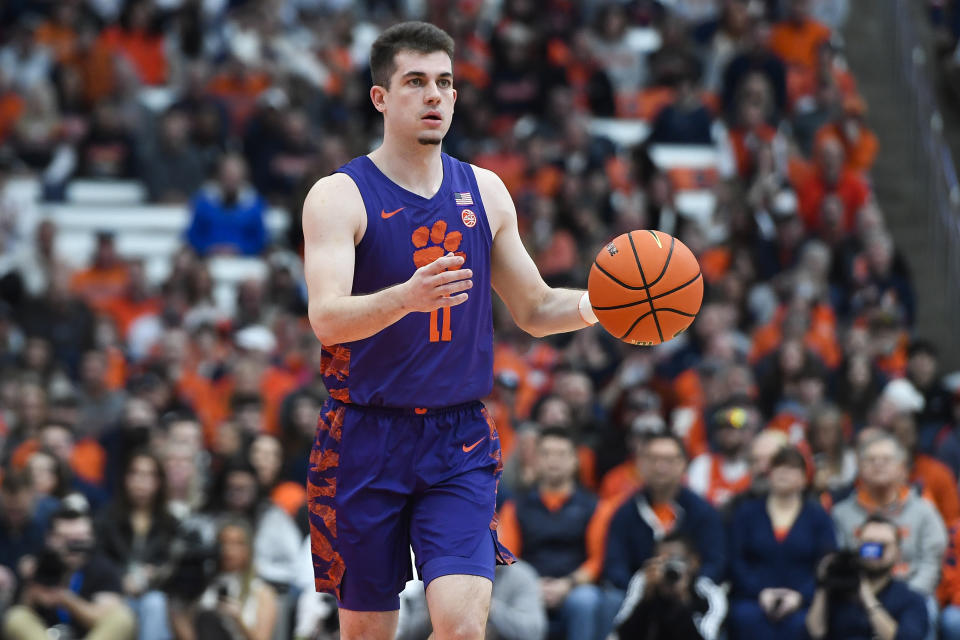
[421,111,444,127]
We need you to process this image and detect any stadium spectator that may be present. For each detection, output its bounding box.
[793,134,870,234]
[395,560,548,640]
[812,96,878,173]
[727,446,836,639]
[722,16,788,120]
[808,404,858,494]
[611,532,727,640]
[96,451,178,640]
[768,0,832,72]
[885,409,960,524]
[647,71,714,145]
[687,403,755,508]
[0,471,44,594]
[496,427,607,640]
[141,110,206,204]
[2,506,135,640]
[603,433,726,619]
[185,153,267,257]
[806,514,929,640]
[832,433,947,596]
[168,518,277,640]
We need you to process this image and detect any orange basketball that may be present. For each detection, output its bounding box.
[588,230,703,345]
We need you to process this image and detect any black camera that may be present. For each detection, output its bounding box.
[33,548,67,587]
[162,529,218,601]
[662,557,688,585]
[820,550,861,597]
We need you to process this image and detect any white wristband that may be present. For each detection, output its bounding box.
[578,291,598,326]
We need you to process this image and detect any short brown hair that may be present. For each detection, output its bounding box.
[370,21,455,88]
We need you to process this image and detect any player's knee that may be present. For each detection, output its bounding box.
[432,618,487,640]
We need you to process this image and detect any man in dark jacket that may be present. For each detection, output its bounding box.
[600,433,727,633]
[612,532,727,640]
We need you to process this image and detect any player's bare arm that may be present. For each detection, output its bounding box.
[476,165,597,337]
[303,172,473,345]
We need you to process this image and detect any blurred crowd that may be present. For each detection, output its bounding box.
[0,0,959,639]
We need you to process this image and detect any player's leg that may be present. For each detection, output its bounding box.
[424,574,492,640]
[339,609,399,640]
[308,401,416,639]
[411,404,515,640]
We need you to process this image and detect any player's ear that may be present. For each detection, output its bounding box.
[370,85,387,113]
[451,87,457,105]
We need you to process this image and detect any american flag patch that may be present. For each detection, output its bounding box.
[454,192,473,205]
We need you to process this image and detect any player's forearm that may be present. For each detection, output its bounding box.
[309,284,411,345]
[520,288,593,337]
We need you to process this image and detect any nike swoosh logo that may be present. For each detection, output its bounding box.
[462,437,487,453]
[381,207,404,219]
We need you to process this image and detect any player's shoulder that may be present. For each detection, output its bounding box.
[303,172,364,215]
[469,164,512,212]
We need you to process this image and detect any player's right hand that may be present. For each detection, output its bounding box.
[402,252,473,312]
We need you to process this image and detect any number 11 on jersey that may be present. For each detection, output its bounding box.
[428,308,452,342]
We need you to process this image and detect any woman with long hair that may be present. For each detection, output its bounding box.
[727,446,837,640]
[170,518,277,640]
[96,450,180,640]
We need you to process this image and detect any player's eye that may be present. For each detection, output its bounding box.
[438,79,452,88]
[409,77,422,86]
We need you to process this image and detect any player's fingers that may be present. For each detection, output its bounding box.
[438,292,469,307]
[434,268,472,285]
[423,254,465,274]
[436,279,473,297]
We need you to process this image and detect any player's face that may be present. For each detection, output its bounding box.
[377,50,456,145]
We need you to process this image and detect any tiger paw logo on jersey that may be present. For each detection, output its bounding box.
[412,220,466,342]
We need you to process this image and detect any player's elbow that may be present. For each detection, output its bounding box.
[519,320,550,338]
[308,302,342,346]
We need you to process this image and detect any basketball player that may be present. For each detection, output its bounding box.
[302,22,599,640]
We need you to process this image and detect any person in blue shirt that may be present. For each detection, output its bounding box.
[727,446,836,640]
[806,514,929,640]
[185,153,267,257]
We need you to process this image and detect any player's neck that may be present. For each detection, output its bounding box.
[369,137,444,199]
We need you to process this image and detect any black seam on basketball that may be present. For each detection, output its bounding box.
[593,261,648,291]
[645,235,675,288]
[649,271,702,302]
[626,231,664,343]
[593,271,701,311]
[652,308,698,318]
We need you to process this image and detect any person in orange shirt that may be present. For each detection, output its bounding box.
[598,409,664,503]
[35,3,81,65]
[768,0,832,72]
[886,410,960,524]
[69,232,130,313]
[97,0,167,86]
[496,428,609,640]
[101,260,162,339]
[792,134,870,234]
[812,96,878,173]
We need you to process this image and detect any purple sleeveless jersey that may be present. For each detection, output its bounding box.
[319,153,494,408]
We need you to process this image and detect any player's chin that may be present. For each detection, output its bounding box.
[417,134,444,146]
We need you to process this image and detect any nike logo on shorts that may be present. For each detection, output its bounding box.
[462,437,486,452]
[381,207,405,219]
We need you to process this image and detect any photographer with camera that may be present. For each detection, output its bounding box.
[610,532,726,640]
[806,514,929,640]
[1,506,135,640]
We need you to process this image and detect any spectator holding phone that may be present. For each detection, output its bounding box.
[168,518,277,640]
[806,514,929,639]
[727,446,836,639]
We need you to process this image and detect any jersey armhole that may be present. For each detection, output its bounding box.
[464,164,495,249]
[333,167,374,250]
